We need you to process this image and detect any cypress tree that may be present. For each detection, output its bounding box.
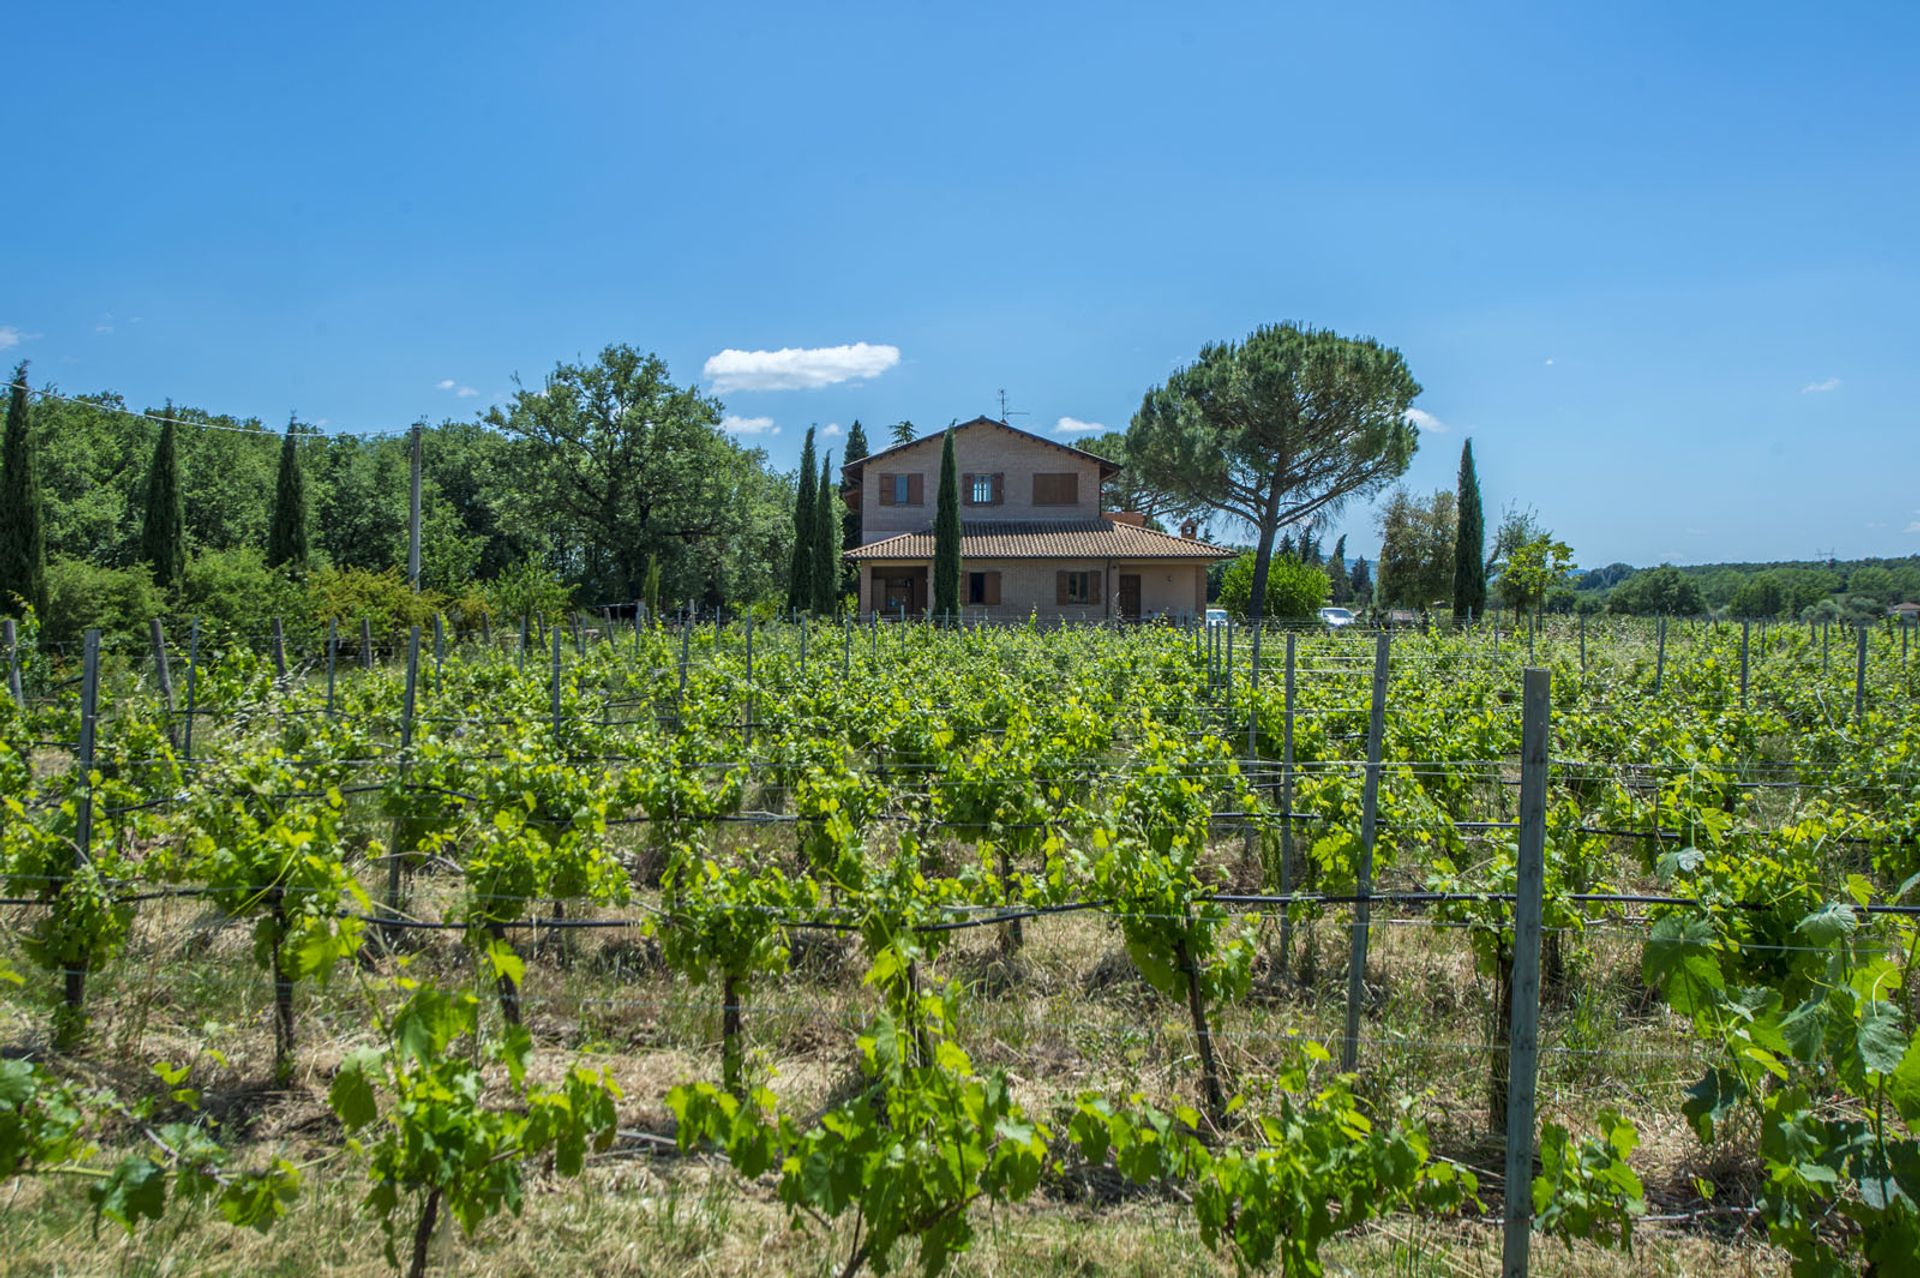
[0,364,46,618]
[932,426,960,622]
[840,420,869,596]
[786,427,817,612]
[266,420,309,572]
[1453,439,1486,620]
[811,452,837,615]
[140,408,187,591]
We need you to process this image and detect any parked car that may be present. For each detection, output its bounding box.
[1316,606,1357,629]
[1204,607,1231,628]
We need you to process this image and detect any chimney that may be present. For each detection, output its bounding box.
[1179,519,1198,540]
[1105,510,1146,527]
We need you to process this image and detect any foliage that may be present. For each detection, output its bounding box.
[1127,322,1419,624]
[42,558,166,645]
[1532,1111,1645,1252]
[933,426,961,621]
[140,417,187,590]
[329,981,621,1278]
[1495,533,1575,617]
[787,426,817,612]
[811,450,839,614]
[1453,440,1485,619]
[1215,551,1329,621]
[175,548,306,644]
[265,424,310,572]
[482,558,572,626]
[1604,564,1704,616]
[0,364,48,617]
[1376,486,1456,608]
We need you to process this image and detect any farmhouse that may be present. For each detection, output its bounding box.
[843,416,1231,621]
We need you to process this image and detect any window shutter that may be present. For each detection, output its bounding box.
[991,473,1004,505]
[961,473,974,504]
[879,476,895,507]
[1062,473,1079,505]
[1055,571,1069,605]
[1089,570,1102,605]
[908,474,924,504]
[985,572,1001,605]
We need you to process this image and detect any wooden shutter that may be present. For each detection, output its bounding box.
[990,473,1004,505]
[1055,571,1069,605]
[985,572,1001,605]
[907,474,924,504]
[879,475,895,507]
[1088,570,1102,605]
[961,473,975,505]
[1034,473,1079,505]
[1061,473,1079,505]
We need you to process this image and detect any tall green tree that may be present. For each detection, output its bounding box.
[932,426,960,621]
[1376,487,1456,608]
[787,427,817,612]
[1127,323,1420,625]
[811,452,838,614]
[889,420,916,448]
[1452,439,1485,620]
[265,420,310,572]
[140,410,187,590]
[0,364,47,617]
[841,420,868,556]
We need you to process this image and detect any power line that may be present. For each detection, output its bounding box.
[18,384,410,441]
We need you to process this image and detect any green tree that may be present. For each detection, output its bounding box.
[1376,487,1456,608]
[1327,533,1350,604]
[840,420,868,592]
[1215,551,1329,620]
[0,364,47,617]
[932,427,960,621]
[1349,556,1372,604]
[140,412,187,591]
[1074,430,1190,527]
[1127,323,1419,625]
[642,553,661,620]
[811,452,838,614]
[1605,565,1703,616]
[1498,533,1575,620]
[265,421,309,572]
[888,419,916,447]
[485,345,744,604]
[1453,439,1485,620]
[787,427,817,612]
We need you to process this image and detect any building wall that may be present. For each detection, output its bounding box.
[859,423,1106,544]
[858,558,1210,622]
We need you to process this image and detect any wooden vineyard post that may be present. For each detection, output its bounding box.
[1246,624,1262,759]
[149,618,177,747]
[3,618,19,704]
[325,619,338,717]
[1740,619,1750,709]
[271,617,288,681]
[1856,624,1869,722]
[183,618,200,762]
[679,619,690,699]
[519,615,530,673]
[1275,632,1298,981]
[1342,632,1389,1073]
[59,629,102,1045]
[551,626,564,745]
[743,612,755,752]
[361,618,374,671]
[1654,615,1666,695]
[481,611,492,650]
[1501,666,1552,1278]
[433,612,446,678]
[386,626,420,945]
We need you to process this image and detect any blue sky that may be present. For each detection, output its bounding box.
[6,2,1917,566]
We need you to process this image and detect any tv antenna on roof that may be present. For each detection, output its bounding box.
[995,388,1028,423]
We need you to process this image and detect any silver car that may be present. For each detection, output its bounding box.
[1316,607,1357,629]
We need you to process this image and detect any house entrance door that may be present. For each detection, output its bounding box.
[1118,574,1142,621]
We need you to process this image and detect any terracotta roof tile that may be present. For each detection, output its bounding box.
[846,518,1233,561]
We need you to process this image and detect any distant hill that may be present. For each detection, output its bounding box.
[1568,554,1920,618]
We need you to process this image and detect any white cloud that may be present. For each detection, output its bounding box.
[1543,357,1554,366]
[93,314,115,335]
[820,422,843,437]
[1405,408,1447,433]
[703,342,900,392]
[1801,377,1841,393]
[455,386,478,398]
[1907,521,1920,534]
[1054,416,1106,435]
[0,326,34,349]
[435,378,455,390]
[721,414,779,436]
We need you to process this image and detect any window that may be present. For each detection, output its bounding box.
[967,571,1000,606]
[970,474,994,504]
[1064,572,1093,603]
[878,473,923,506]
[1032,472,1079,506]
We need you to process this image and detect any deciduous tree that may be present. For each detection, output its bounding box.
[1127,323,1419,624]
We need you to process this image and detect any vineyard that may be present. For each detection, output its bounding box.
[2,614,1917,1277]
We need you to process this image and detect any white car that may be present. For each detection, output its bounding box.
[1316,607,1357,629]
[1204,607,1231,628]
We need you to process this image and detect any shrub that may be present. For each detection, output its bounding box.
[42,557,166,645]
[308,566,440,634]
[1215,552,1329,621]
[483,559,572,626]
[176,547,306,645]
